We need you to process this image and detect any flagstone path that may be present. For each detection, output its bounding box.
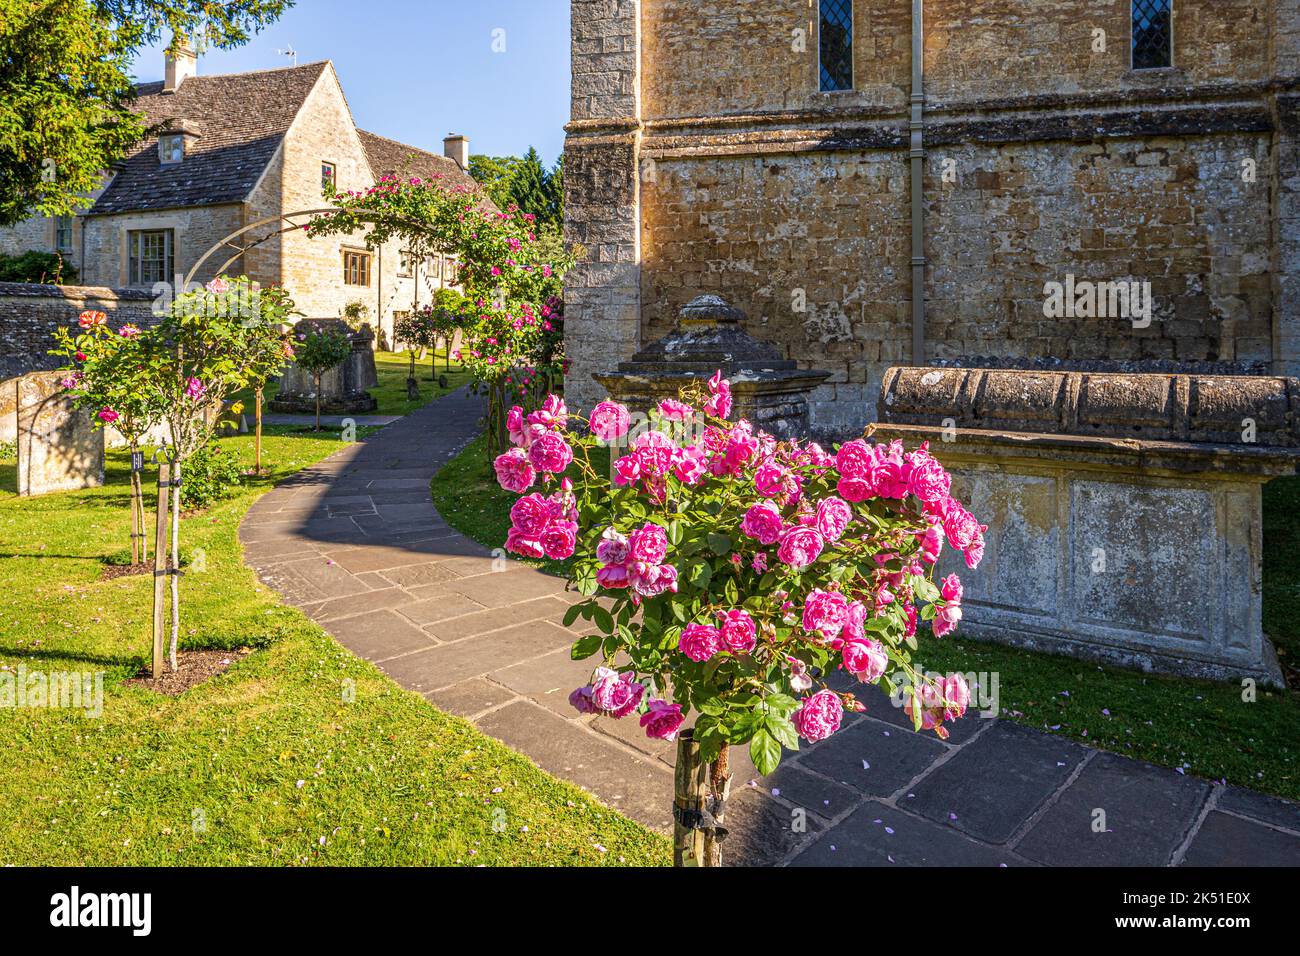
[240,387,1300,866]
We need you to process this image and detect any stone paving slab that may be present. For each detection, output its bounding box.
[908,722,1088,845]
[1015,753,1210,866]
[1180,811,1300,866]
[239,385,1300,867]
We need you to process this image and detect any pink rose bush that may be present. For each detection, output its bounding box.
[491,372,984,771]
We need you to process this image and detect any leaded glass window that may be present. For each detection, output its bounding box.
[1132,0,1172,70]
[819,0,853,92]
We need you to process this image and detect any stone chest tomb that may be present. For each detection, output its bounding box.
[871,366,1300,686]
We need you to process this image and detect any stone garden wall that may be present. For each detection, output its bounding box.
[0,282,157,380]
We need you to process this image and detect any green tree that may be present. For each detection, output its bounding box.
[467,154,522,211]
[292,328,352,431]
[0,0,292,227]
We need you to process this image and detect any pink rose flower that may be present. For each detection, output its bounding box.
[628,522,668,564]
[673,444,707,485]
[718,609,757,655]
[589,400,631,441]
[753,459,788,498]
[906,444,951,505]
[628,561,678,597]
[640,699,686,741]
[752,552,768,573]
[740,502,784,546]
[792,690,844,742]
[596,564,629,589]
[835,439,875,479]
[77,310,107,329]
[590,667,646,717]
[705,370,732,419]
[569,685,597,714]
[527,432,573,474]
[841,638,888,683]
[612,454,641,486]
[917,523,944,564]
[506,405,528,447]
[205,277,230,294]
[509,493,552,537]
[679,623,721,662]
[941,573,963,604]
[657,398,694,422]
[541,522,578,561]
[777,524,824,570]
[802,589,850,640]
[118,324,141,338]
[596,528,630,566]
[940,673,971,721]
[933,602,963,638]
[505,528,545,558]
[527,394,568,431]
[787,656,813,693]
[493,447,535,493]
[184,377,206,401]
[97,408,119,424]
[814,496,853,542]
[632,430,679,478]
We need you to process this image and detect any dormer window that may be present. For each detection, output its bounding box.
[159,133,184,165]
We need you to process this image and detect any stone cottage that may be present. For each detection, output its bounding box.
[564,0,1300,436]
[0,47,480,350]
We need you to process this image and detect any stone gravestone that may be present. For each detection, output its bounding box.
[13,371,104,496]
[270,319,378,415]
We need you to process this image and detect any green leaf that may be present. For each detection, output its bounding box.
[592,606,614,634]
[724,576,739,605]
[688,559,712,589]
[707,533,732,556]
[562,602,585,628]
[766,713,800,751]
[570,635,602,660]
[749,729,782,776]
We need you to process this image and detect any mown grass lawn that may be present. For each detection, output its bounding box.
[432,435,1300,803]
[0,427,668,866]
[233,349,474,419]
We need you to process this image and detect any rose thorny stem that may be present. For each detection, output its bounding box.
[313,373,322,431]
[705,743,731,867]
[254,388,264,475]
[168,458,181,671]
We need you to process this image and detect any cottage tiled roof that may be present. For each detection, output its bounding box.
[356,130,477,189]
[89,62,330,215]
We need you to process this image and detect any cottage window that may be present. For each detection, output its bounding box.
[54,216,73,252]
[819,0,853,92]
[128,229,173,285]
[398,250,415,278]
[343,250,371,287]
[159,133,184,165]
[1132,0,1172,70]
[322,161,337,193]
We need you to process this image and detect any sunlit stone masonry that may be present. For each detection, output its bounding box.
[871,366,1300,685]
[563,0,1300,436]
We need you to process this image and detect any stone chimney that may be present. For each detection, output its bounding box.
[163,44,197,93]
[443,134,469,170]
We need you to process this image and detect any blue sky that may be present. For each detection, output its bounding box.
[129,0,571,164]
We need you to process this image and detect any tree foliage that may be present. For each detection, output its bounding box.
[469,147,564,232]
[0,0,292,226]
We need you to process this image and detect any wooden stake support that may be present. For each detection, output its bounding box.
[151,462,171,680]
[673,731,708,867]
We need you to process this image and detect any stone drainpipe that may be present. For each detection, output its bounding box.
[909,0,926,365]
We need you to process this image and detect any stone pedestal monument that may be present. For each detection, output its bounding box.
[594,295,830,440]
[270,319,378,415]
[871,366,1300,686]
[12,371,104,496]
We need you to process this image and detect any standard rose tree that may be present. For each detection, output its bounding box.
[490,372,985,847]
[52,310,167,565]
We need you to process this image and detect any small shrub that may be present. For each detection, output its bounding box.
[0,439,16,460]
[0,250,77,284]
[180,441,243,510]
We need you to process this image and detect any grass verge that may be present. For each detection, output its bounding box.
[233,349,473,419]
[431,435,1300,802]
[0,427,668,865]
